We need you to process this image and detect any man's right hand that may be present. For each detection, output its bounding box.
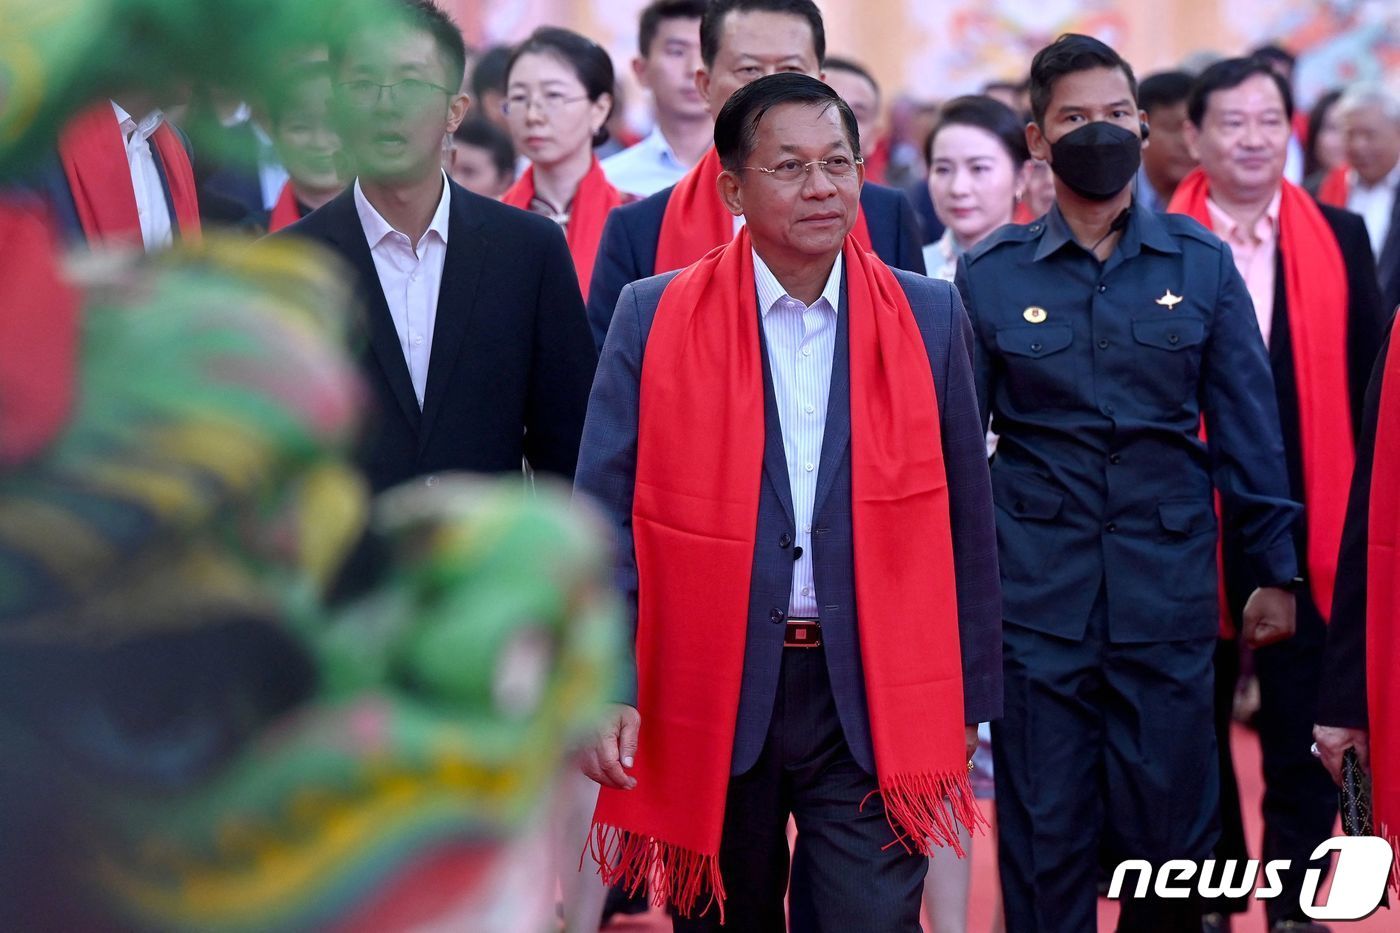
[580,704,641,790]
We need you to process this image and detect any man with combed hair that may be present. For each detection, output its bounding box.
[585,0,925,351]
[576,72,1001,930]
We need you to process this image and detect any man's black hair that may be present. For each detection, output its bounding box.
[332,0,467,88]
[1187,56,1294,127]
[824,56,880,98]
[452,117,515,178]
[470,45,512,100]
[1137,70,1193,115]
[714,71,858,172]
[1249,43,1296,71]
[700,0,825,70]
[924,94,1030,166]
[506,27,617,147]
[1028,33,1137,127]
[638,0,707,58]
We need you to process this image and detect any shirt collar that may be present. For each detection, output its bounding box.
[753,248,843,317]
[641,125,683,169]
[110,100,165,143]
[1205,187,1282,244]
[1033,200,1179,263]
[353,170,453,250]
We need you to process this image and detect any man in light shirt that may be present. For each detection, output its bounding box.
[271,0,595,497]
[1337,84,1400,315]
[1176,56,1387,932]
[601,0,711,198]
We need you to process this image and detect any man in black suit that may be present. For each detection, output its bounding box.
[272,0,596,495]
[585,0,925,350]
[1179,57,1388,933]
[1336,84,1400,318]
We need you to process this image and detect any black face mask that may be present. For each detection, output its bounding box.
[1047,121,1142,201]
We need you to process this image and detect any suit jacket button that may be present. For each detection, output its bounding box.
[779,533,792,549]
[770,608,786,624]
[1106,522,1118,533]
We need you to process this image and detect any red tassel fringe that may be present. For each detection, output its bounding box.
[1381,821,1400,894]
[867,768,989,857]
[586,822,727,923]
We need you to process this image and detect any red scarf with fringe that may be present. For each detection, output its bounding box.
[501,155,622,301]
[1170,169,1353,621]
[1317,165,1350,208]
[267,181,304,233]
[589,227,982,919]
[653,145,873,274]
[58,103,201,246]
[1367,331,1400,886]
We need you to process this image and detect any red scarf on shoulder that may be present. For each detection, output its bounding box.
[501,155,622,301]
[58,103,201,246]
[1169,169,1353,620]
[1367,331,1400,886]
[588,227,982,919]
[1316,165,1350,208]
[653,145,873,274]
[267,181,304,233]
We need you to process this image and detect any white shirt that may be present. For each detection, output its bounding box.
[353,172,452,408]
[111,101,173,251]
[601,126,690,198]
[1347,162,1400,259]
[754,249,843,619]
[254,122,290,211]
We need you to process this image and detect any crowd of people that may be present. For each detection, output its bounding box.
[11,0,1400,931]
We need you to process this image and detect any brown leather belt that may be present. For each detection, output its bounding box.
[784,617,821,648]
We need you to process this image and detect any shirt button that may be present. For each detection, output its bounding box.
[801,346,812,357]
[413,335,424,346]
[802,586,812,597]
[1109,453,1122,465]
[1106,522,1118,533]
[805,404,815,415]
[804,524,813,534]
[1102,403,1116,416]
[1098,338,1109,349]
[424,474,438,487]
[1098,284,1108,293]
[805,462,814,472]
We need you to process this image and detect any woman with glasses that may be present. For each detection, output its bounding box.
[923,95,1031,284]
[265,63,349,232]
[501,28,626,301]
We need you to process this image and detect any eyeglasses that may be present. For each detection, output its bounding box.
[337,79,453,109]
[738,156,864,183]
[502,92,590,116]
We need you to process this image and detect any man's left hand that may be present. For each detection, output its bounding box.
[965,725,979,769]
[1242,586,1296,648]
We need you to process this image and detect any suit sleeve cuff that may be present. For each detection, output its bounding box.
[1247,540,1298,591]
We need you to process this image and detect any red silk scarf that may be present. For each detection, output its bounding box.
[501,155,622,301]
[589,227,982,919]
[1367,330,1400,887]
[58,103,201,246]
[267,181,304,233]
[653,145,873,274]
[1316,165,1350,209]
[1170,169,1353,620]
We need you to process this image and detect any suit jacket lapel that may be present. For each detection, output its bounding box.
[419,182,487,454]
[328,186,421,433]
[757,309,797,528]
[812,281,851,521]
[1378,188,1400,285]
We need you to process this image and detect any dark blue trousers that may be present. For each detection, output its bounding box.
[993,588,1218,932]
[673,647,926,933]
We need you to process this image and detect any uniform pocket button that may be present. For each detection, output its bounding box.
[1030,341,1043,352]
[1098,338,1109,349]
[1168,333,1180,345]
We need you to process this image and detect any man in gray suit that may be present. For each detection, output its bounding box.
[575,73,1001,931]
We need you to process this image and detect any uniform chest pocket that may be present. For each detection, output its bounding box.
[1131,318,1205,351]
[1125,316,1207,418]
[996,323,1073,358]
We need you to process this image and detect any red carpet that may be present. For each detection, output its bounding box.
[605,725,1393,930]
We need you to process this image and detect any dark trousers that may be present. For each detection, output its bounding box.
[993,590,1218,933]
[1216,592,1337,925]
[673,646,926,933]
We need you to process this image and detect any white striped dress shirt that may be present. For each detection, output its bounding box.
[754,249,843,619]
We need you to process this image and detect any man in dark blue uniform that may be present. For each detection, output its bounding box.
[955,35,1302,932]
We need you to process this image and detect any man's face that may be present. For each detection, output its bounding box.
[1186,74,1289,202]
[697,11,820,118]
[1028,66,1143,158]
[1140,100,1195,194]
[1342,103,1400,187]
[824,69,879,154]
[335,24,468,185]
[719,102,862,263]
[636,16,707,122]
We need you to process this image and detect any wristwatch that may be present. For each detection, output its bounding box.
[1270,576,1306,594]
